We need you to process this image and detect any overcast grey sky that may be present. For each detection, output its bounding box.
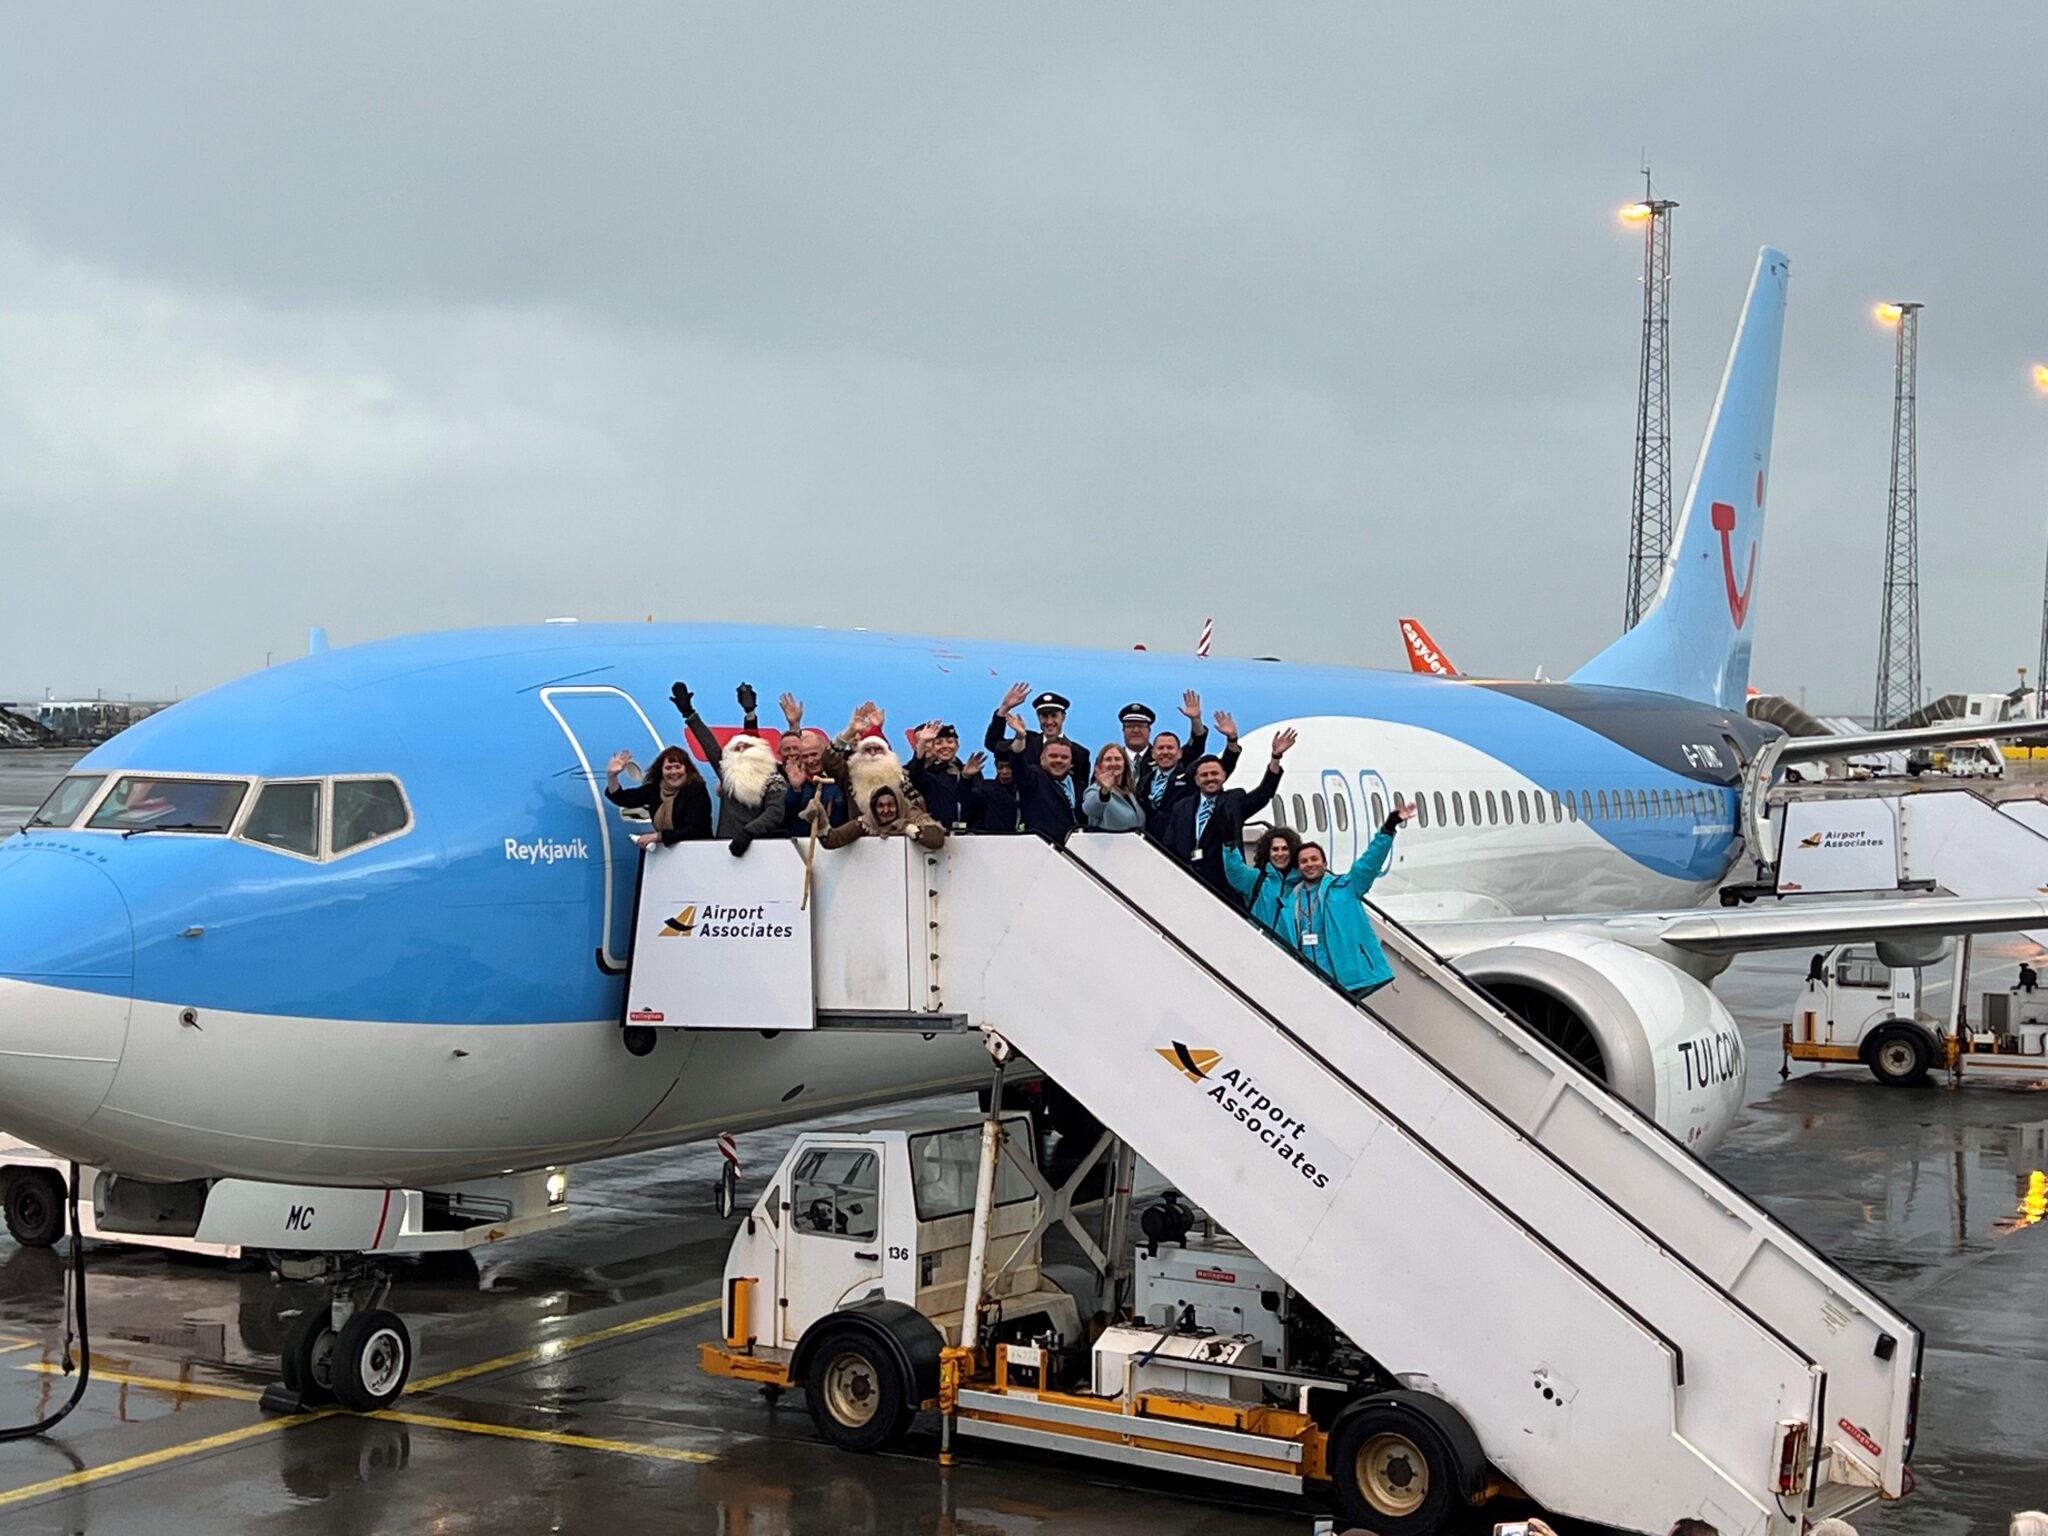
[4,5,2045,713]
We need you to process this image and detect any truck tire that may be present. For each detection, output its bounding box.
[4,1169,66,1248]
[802,1326,915,1452]
[1866,1025,1932,1086]
[1328,1392,1481,1536]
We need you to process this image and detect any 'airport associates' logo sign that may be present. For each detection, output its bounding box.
[1155,1040,1339,1192]
[1797,828,1886,851]
[657,901,797,940]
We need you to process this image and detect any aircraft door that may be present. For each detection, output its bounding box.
[540,685,667,972]
[777,1141,886,1346]
[1321,768,1359,865]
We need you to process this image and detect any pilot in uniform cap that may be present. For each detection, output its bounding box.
[1032,691,1072,714]
[1117,701,1156,726]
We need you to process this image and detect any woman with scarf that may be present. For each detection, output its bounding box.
[605,746,713,848]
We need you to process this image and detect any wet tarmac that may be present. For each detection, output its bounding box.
[1,750,2045,1534]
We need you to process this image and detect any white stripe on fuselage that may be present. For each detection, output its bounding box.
[1240,718,1727,919]
[46,987,989,1186]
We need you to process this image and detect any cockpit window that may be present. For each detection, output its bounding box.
[28,775,105,829]
[240,780,323,858]
[86,776,248,834]
[332,778,410,854]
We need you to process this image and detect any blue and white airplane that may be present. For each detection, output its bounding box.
[0,246,2026,1255]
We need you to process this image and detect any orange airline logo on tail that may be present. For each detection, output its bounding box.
[1399,619,1457,677]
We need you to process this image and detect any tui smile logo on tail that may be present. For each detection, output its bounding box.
[1713,470,1764,629]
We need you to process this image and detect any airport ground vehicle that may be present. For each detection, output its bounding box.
[0,1137,241,1256]
[700,1103,1498,1532]
[1784,943,2048,1085]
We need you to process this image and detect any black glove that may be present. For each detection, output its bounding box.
[736,682,758,715]
[1382,812,1404,836]
[670,681,694,715]
[729,833,753,858]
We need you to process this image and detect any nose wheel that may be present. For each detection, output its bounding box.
[263,1260,413,1415]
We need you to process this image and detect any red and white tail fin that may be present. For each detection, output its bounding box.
[1399,618,1457,676]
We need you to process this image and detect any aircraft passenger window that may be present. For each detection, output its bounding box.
[1578,790,1591,821]
[1500,793,1515,825]
[789,1146,880,1241]
[1533,792,1547,824]
[1468,791,1481,826]
[1313,795,1328,832]
[1663,790,1676,817]
[87,776,248,834]
[1292,794,1308,830]
[1452,794,1466,828]
[333,778,411,853]
[1636,790,1650,818]
[1517,790,1531,823]
[1484,791,1498,824]
[1414,793,1429,829]
[1332,795,1348,832]
[1432,791,1447,827]
[28,775,104,829]
[1370,793,1385,824]
[1594,790,1607,818]
[240,780,323,858]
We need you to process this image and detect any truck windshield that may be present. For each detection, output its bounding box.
[28,775,105,829]
[910,1123,1035,1222]
[86,776,248,835]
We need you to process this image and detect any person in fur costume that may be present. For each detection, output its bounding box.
[672,680,788,855]
[812,782,946,851]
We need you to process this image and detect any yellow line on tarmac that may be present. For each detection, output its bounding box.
[0,1293,721,1509]
[375,1408,717,1463]
[17,1362,263,1402]
[0,1410,333,1510]
[409,1296,719,1393]
[0,1335,39,1356]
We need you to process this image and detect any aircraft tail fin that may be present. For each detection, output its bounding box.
[1571,247,1790,707]
[1399,618,1457,676]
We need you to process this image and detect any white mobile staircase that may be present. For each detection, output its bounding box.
[636,835,1922,1535]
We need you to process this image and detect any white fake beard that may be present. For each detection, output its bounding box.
[719,737,777,807]
[846,743,905,813]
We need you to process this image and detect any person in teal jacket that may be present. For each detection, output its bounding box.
[1288,802,1416,998]
[1222,825,1303,937]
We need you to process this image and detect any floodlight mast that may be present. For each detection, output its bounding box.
[1872,301,1923,728]
[1621,172,1678,631]
[2035,365,2048,717]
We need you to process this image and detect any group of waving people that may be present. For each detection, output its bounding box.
[606,675,1410,998]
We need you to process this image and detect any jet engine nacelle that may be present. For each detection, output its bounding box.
[1454,931,1746,1154]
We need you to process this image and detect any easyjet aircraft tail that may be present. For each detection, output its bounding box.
[1399,618,1457,675]
[1572,246,1790,709]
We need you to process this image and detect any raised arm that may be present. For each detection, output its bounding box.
[1220,843,1258,897]
[672,682,722,770]
[986,681,1030,753]
[1236,727,1294,819]
[1212,709,1241,778]
[1343,803,1412,891]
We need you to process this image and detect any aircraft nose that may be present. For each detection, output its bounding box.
[0,844,135,1148]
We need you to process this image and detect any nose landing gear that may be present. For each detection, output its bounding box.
[263,1257,413,1415]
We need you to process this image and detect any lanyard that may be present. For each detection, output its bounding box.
[1293,881,1328,947]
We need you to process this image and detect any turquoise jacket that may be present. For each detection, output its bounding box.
[1221,845,1300,937]
[1283,830,1398,996]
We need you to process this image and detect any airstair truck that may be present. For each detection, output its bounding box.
[631,836,1923,1536]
